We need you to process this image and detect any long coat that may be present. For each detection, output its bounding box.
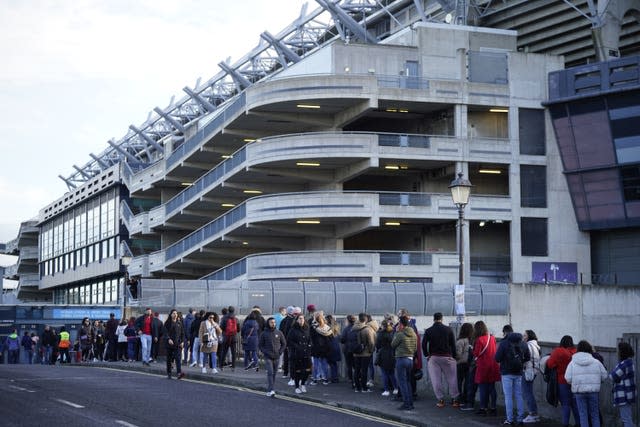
[473,334,501,383]
[199,320,222,354]
[241,319,259,352]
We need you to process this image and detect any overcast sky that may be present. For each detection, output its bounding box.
[0,0,310,242]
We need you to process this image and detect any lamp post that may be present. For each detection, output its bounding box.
[449,173,472,324]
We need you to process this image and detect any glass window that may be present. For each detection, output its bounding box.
[519,108,546,155]
[88,244,94,264]
[102,240,109,260]
[521,217,548,256]
[621,165,640,201]
[521,165,547,207]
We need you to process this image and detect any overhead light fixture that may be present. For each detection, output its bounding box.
[242,241,248,245]
[296,162,320,167]
[399,109,409,113]
[243,138,256,142]
[479,221,486,227]
[221,155,233,159]
[385,108,398,112]
[298,278,319,282]
[221,203,235,207]
[296,219,320,224]
[489,108,509,113]
[385,165,400,170]
[344,66,350,73]
[368,68,376,74]
[479,169,502,174]
[180,182,193,187]
[385,221,401,226]
[297,104,321,109]
[243,190,262,194]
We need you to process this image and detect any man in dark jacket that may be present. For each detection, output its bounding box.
[105,313,119,361]
[41,325,56,365]
[183,308,195,363]
[259,317,287,396]
[422,312,459,408]
[279,306,295,381]
[340,314,357,388]
[495,324,531,425]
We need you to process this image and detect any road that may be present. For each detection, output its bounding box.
[0,365,408,427]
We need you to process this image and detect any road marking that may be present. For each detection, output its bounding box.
[115,421,140,427]
[56,399,85,409]
[8,385,36,393]
[96,368,412,426]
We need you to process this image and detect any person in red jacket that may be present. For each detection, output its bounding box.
[546,335,579,427]
[472,321,500,416]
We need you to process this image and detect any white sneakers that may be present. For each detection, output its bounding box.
[392,389,399,395]
[295,388,302,394]
[266,390,276,397]
[212,368,219,374]
[381,391,390,396]
[522,414,540,423]
[201,367,207,373]
[189,361,197,368]
[288,379,295,386]
[300,385,307,393]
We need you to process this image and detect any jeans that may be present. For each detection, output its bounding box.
[353,356,371,391]
[575,392,600,427]
[328,360,339,381]
[42,345,53,365]
[140,334,152,363]
[127,341,136,360]
[618,403,634,427]
[396,357,414,408]
[312,357,328,380]
[244,350,258,367]
[427,355,459,400]
[502,374,525,423]
[457,362,469,403]
[203,352,217,369]
[478,382,497,409]
[522,374,538,414]
[380,367,398,392]
[558,383,579,426]
[191,337,200,364]
[265,358,278,392]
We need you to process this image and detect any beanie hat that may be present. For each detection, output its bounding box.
[286,306,294,315]
[307,304,316,312]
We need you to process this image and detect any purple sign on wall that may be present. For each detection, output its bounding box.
[532,262,578,284]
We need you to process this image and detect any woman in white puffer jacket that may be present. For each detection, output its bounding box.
[564,340,608,427]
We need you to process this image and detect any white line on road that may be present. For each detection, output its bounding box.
[115,420,140,427]
[55,399,85,409]
[8,385,36,393]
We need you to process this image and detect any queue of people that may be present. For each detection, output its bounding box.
[1,307,636,427]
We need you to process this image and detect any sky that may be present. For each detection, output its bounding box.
[0,0,310,243]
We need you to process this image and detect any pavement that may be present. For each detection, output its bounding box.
[78,358,566,427]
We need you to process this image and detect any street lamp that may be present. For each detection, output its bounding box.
[449,173,472,324]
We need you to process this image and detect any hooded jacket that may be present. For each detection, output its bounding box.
[351,319,378,357]
[565,351,608,393]
[495,332,531,375]
[525,339,541,377]
[391,326,417,358]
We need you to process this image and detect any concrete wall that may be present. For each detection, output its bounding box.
[509,283,640,347]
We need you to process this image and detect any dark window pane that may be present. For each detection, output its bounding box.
[622,165,640,201]
[521,217,548,256]
[521,165,547,207]
[519,109,545,155]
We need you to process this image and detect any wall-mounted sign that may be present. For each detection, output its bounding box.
[52,308,115,320]
[532,262,578,284]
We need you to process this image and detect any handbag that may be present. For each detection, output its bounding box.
[202,333,209,344]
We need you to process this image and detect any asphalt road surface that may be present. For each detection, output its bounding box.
[0,365,409,427]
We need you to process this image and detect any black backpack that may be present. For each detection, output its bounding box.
[346,327,365,354]
[504,341,524,373]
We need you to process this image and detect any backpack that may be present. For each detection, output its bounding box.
[504,341,524,374]
[544,366,559,407]
[224,316,237,337]
[346,327,365,354]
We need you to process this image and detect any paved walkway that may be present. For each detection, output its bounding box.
[82,359,564,427]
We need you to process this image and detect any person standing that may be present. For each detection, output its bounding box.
[105,313,119,362]
[163,309,185,379]
[565,340,608,427]
[79,318,93,362]
[189,310,204,367]
[310,311,332,384]
[183,308,195,364]
[288,314,312,394]
[495,324,530,425]
[391,316,417,411]
[135,307,159,366]
[150,312,163,363]
[455,322,474,408]
[326,314,342,383]
[58,327,71,364]
[472,321,500,416]
[340,314,357,388]
[116,318,128,361]
[547,335,579,426]
[376,319,398,397]
[219,306,240,371]
[242,311,260,371]
[6,329,20,364]
[199,312,222,374]
[610,341,637,427]
[259,317,287,397]
[40,325,56,365]
[93,320,105,361]
[522,329,541,423]
[352,312,377,393]
[21,331,34,364]
[422,312,459,408]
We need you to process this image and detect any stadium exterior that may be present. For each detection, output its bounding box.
[3,0,640,312]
